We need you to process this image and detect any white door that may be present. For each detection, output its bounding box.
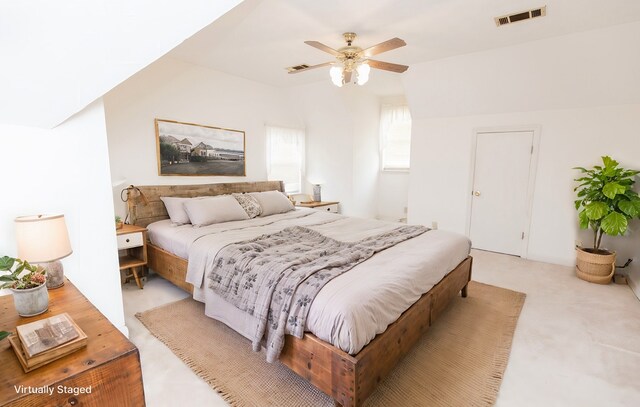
[469,131,534,256]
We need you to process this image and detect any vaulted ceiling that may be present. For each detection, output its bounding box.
[0,0,241,128]
[4,0,640,128]
[170,0,640,92]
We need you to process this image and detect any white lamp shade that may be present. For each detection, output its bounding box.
[15,214,73,263]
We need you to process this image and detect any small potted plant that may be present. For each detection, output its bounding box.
[115,215,124,230]
[574,156,640,284]
[0,256,49,316]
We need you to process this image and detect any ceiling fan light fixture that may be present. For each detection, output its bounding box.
[356,62,370,86]
[297,32,407,87]
[329,65,344,87]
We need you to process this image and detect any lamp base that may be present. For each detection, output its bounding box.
[313,185,322,202]
[40,260,65,289]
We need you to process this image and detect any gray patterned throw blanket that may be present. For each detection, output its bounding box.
[207,224,428,362]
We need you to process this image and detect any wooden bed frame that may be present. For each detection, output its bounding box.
[128,181,472,407]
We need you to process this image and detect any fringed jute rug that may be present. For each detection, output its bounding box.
[136,281,525,406]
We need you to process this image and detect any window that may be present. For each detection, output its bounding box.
[266,126,305,194]
[380,105,412,171]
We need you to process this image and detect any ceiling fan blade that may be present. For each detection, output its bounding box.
[367,59,409,73]
[344,70,353,83]
[287,62,334,74]
[304,41,343,57]
[360,37,406,58]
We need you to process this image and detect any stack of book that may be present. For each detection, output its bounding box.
[9,312,87,372]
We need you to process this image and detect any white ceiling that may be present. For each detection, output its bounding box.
[169,0,640,93]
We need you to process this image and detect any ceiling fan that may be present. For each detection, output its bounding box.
[287,32,408,87]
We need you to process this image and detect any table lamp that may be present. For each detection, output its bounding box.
[313,184,322,202]
[15,214,73,289]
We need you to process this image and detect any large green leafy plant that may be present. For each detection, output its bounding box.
[574,156,640,252]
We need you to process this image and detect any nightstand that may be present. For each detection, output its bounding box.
[295,201,340,213]
[116,224,148,289]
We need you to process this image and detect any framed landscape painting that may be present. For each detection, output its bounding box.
[155,118,246,176]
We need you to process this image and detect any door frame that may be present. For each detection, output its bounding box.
[465,125,541,258]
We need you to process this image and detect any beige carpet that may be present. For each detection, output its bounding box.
[136,281,525,406]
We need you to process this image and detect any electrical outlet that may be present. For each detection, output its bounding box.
[575,239,582,247]
[432,221,438,230]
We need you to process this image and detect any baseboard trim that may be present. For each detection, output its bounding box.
[524,253,574,268]
[627,267,640,301]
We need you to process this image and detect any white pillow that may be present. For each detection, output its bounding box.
[183,195,249,227]
[250,190,294,217]
[160,197,193,225]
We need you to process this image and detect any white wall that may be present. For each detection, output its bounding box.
[289,82,354,213]
[105,57,302,218]
[377,96,410,222]
[0,101,126,334]
[0,0,242,128]
[289,85,413,221]
[408,106,640,265]
[289,83,380,218]
[378,172,409,222]
[346,89,380,219]
[405,22,640,269]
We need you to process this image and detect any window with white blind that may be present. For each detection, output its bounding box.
[266,126,305,194]
[380,105,412,171]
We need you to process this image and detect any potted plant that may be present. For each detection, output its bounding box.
[0,256,49,316]
[115,215,123,230]
[574,156,640,284]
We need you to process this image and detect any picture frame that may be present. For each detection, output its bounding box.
[155,118,246,176]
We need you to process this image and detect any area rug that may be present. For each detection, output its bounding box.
[136,281,525,406]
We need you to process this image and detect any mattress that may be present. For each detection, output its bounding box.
[147,209,471,355]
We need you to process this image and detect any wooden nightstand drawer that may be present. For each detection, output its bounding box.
[117,232,143,250]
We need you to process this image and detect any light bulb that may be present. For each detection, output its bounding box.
[329,66,344,87]
[356,63,370,86]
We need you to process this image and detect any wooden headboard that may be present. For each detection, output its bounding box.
[127,181,285,227]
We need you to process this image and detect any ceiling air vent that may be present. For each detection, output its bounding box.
[495,6,546,27]
[286,64,310,73]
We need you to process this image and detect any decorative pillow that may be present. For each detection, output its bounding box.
[160,197,193,225]
[250,190,294,217]
[183,195,249,227]
[232,193,262,218]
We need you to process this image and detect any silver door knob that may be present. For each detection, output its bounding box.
[473,191,481,196]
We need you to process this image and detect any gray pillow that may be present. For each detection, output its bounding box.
[183,195,250,227]
[232,193,262,218]
[250,191,294,217]
[160,197,193,225]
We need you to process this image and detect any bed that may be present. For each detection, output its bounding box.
[128,181,472,407]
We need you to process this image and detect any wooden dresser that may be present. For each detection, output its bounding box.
[0,280,145,406]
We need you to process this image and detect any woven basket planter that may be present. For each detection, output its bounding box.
[575,247,615,284]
